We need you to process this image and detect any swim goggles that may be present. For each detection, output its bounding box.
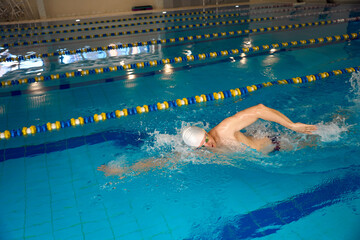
[200,134,209,148]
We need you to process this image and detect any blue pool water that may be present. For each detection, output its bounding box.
[0,3,360,240]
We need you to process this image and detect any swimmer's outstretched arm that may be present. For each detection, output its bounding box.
[223,104,317,134]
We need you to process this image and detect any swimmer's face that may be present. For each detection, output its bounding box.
[199,133,216,148]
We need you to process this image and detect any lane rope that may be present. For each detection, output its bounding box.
[0,66,358,140]
[1,30,359,88]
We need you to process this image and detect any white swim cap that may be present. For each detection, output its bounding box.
[182,126,206,147]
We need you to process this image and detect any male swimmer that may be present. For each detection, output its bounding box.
[98,104,317,177]
[182,104,317,153]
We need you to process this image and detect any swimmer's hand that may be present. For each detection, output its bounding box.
[290,123,318,134]
[97,165,126,179]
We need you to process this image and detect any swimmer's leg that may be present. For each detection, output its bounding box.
[98,156,170,178]
[97,165,127,178]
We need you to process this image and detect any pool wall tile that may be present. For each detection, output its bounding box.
[151,232,175,240]
[26,192,51,209]
[0,214,25,233]
[83,220,114,237]
[80,205,109,221]
[0,229,24,240]
[25,221,53,238]
[142,225,172,240]
[26,172,49,186]
[52,198,78,215]
[111,218,142,236]
[53,224,84,240]
[115,230,143,240]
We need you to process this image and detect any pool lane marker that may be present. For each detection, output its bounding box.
[0,3,296,33]
[2,7,355,50]
[1,4,341,39]
[1,30,359,88]
[0,66,358,140]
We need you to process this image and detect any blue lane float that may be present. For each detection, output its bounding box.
[0,66,358,140]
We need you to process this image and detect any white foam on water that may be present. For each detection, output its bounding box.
[347,71,360,104]
[313,118,349,143]
[349,71,360,94]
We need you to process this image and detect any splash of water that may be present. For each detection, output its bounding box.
[142,121,208,156]
[313,118,349,142]
[347,71,360,103]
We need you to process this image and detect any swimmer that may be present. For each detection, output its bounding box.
[98,104,317,178]
[182,104,317,153]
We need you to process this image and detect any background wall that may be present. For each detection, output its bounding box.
[26,0,164,20]
[1,0,358,23]
[38,0,164,18]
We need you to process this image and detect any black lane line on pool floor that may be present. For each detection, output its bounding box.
[190,171,360,239]
[0,39,357,98]
[0,130,149,162]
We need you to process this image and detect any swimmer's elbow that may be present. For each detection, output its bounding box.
[253,104,268,116]
[233,104,268,121]
[255,103,266,110]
